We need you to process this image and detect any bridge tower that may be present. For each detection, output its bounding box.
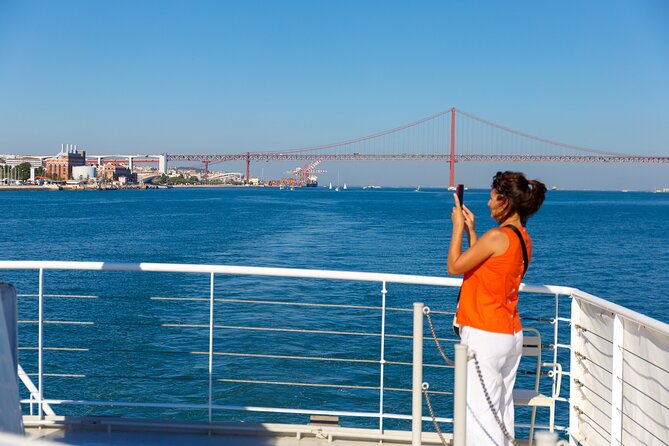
[202,161,210,180]
[450,107,456,189]
[245,152,250,184]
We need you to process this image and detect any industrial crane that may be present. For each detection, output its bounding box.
[286,159,326,187]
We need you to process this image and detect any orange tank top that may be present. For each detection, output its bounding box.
[455,226,531,335]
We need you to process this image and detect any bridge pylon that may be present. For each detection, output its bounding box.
[245,152,250,184]
[450,107,456,189]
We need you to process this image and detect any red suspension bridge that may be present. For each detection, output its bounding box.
[116,108,669,186]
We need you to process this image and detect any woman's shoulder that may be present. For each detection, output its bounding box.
[484,227,509,240]
[481,227,510,256]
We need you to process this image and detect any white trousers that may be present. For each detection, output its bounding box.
[460,326,523,446]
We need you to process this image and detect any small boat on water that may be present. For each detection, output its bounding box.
[343,183,347,190]
[363,185,381,190]
[415,186,421,192]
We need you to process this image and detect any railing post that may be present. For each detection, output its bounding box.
[37,268,44,420]
[553,293,560,397]
[569,295,581,446]
[412,302,424,446]
[208,272,215,423]
[378,281,387,434]
[610,314,623,444]
[453,344,468,446]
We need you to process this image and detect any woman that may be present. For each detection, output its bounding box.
[448,171,547,445]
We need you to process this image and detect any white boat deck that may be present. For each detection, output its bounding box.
[23,416,454,446]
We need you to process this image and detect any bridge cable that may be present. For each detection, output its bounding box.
[457,108,633,156]
[255,108,453,154]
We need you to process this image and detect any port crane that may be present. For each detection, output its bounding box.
[286,159,326,187]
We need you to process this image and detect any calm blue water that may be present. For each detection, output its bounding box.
[1,187,668,433]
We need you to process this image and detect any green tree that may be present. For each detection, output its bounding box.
[15,162,32,181]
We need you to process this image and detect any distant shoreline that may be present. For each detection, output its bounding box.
[0,185,667,193]
[0,184,274,191]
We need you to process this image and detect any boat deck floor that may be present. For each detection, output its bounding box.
[23,416,449,446]
[24,416,534,445]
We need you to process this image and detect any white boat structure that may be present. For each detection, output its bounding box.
[363,185,381,190]
[0,260,668,446]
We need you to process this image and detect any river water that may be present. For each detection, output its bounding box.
[1,187,667,433]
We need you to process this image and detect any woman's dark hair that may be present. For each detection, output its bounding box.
[491,171,547,226]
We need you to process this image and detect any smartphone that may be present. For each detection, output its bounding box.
[456,184,464,206]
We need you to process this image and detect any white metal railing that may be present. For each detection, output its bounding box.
[2,261,570,440]
[568,289,669,446]
[5,260,666,445]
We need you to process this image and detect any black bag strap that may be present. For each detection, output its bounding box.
[504,225,529,277]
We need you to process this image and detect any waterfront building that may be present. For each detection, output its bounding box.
[45,145,86,180]
[0,155,45,168]
[97,163,137,183]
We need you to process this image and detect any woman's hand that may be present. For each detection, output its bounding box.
[462,204,476,233]
[451,194,465,229]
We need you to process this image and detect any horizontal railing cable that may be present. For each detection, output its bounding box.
[152,296,453,314]
[621,412,669,446]
[21,372,453,394]
[21,398,453,424]
[574,405,612,441]
[622,347,669,374]
[18,294,98,299]
[18,346,454,369]
[620,379,669,412]
[162,323,416,339]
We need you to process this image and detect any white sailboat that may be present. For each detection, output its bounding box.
[329,182,332,190]
[335,172,340,192]
[343,183,347,190]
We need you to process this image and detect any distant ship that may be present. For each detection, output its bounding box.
[305,175,318,187]
[363,185,381,190]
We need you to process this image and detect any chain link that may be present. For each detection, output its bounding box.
[421,384,449,446]
[423,307,455,366]
[470,351,518,445]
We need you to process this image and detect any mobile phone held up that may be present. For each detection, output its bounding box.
[456,184,465,206]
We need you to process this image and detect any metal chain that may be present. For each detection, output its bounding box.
[471,351,518,446]
[422,306,517,446]
[421,383,449,446]
[423,307,455,366]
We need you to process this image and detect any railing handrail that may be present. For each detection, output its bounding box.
[570,288,669,335]
[0,260,576,295]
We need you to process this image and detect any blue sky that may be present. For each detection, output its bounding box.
[1,0,667,189]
